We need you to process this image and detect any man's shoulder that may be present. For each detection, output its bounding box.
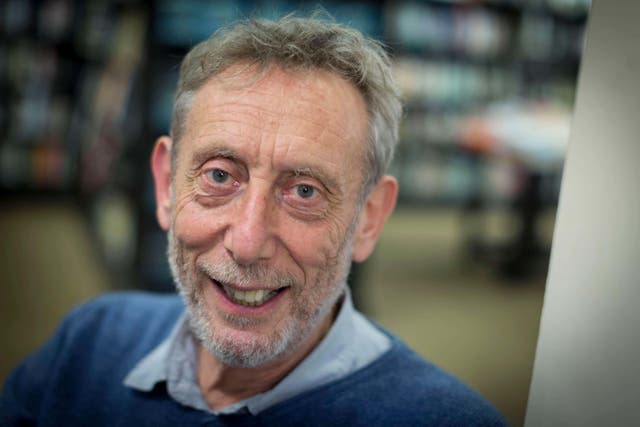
[0,292,185,425]
[59,291,178,329]
[375,332,506,425]
[266,329,508,426]
[14,291,182,386]
[73,290,183,313]
[61,291,183,347]
[368,333,507,425]
[68,291,183,323]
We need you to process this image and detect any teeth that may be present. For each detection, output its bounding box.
[245,291,256,303]
[223,285,279,307]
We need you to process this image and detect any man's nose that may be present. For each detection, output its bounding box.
[223,186,277,265]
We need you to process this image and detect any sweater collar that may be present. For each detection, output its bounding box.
[124,287,390,415]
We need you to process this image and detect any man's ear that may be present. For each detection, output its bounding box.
[352,175,398,262]
[151,136,173,231]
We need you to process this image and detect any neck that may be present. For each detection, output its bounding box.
[197,303,339,411]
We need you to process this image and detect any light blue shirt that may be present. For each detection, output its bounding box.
[124,288,390,415]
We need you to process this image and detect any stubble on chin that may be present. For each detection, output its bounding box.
[166,221,353,368]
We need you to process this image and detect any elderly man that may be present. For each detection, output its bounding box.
[1,16,506,426]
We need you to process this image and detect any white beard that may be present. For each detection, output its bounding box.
[167,225,354,367]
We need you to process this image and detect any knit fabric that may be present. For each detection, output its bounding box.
[1,292,507,426]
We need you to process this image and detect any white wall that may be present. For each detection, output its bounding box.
[525,1,640,425]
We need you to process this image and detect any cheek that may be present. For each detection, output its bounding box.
[173,199,228,249]
[281,220,346,271]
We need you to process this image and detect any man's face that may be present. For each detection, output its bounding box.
[164,65,369,367]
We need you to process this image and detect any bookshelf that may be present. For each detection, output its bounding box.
[387,0,588,204]
[1,0,590,287]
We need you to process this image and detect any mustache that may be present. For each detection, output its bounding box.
[196,259,297,289]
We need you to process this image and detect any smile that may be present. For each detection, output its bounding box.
[216,282,287,307]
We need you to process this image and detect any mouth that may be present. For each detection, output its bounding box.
[214,281,289,307]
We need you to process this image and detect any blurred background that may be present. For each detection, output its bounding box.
[0,0,590,425]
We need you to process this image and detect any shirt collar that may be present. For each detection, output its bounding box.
[124,287,389,415]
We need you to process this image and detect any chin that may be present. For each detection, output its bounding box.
[189,306,300,367]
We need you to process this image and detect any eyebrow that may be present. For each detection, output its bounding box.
[190,145,243,169]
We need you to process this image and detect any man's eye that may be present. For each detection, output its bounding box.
[295,184,316,199]
[208,169,230,184]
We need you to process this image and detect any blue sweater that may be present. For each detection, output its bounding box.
[1,292,507,426]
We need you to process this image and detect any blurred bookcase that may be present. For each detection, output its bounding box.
[0,0,590,290]
[384,0,588,277]
[387,0,588,205]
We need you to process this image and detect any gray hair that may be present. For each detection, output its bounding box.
[170,14,402,195]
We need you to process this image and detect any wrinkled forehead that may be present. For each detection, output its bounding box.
[179,64,370,187]
[185,63,369,154]
[205,63,365,121]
